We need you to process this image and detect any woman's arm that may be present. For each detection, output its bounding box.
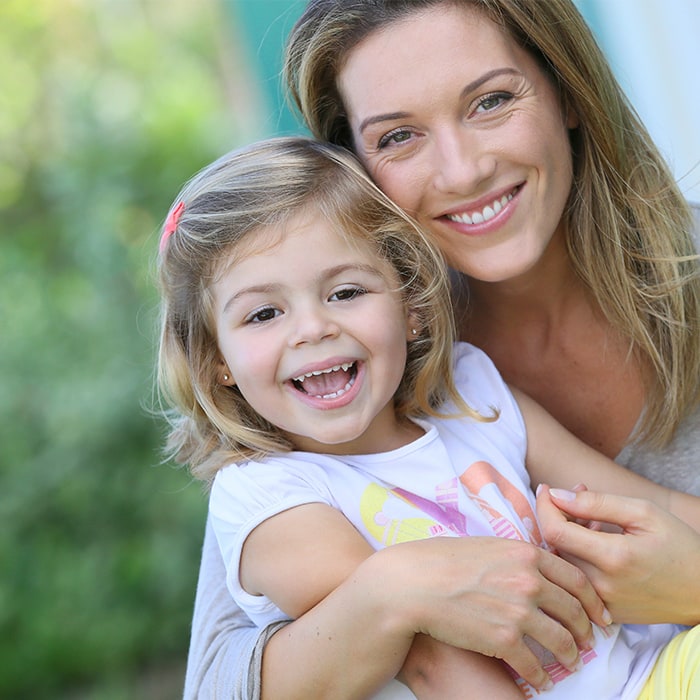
[511,387,700,531]
[183,517,288,700]
[236,502,609,698]
[511,386,700,626]
[536,487,700,626]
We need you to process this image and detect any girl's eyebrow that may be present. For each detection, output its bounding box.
[221,262,387,315]
[357,67,521,134]
[221,283,280,315]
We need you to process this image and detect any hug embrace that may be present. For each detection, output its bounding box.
[154,1,700,698]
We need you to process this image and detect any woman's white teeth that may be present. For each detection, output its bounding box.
[447,192,512,225]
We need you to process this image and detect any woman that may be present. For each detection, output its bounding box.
[183,1,700,697]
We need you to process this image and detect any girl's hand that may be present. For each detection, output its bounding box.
[536,485,700,625]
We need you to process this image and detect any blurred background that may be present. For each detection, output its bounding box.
[1,1,697,698]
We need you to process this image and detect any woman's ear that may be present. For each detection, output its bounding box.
[565,101,580,129]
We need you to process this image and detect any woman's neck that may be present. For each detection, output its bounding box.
[463,236,592,341]
[458,238,646,458]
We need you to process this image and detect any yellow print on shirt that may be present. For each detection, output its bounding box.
[359,461,543,548]
[359,482,445,546]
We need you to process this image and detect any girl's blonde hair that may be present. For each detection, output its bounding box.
[158,137,482,482]
[285,0,700,448]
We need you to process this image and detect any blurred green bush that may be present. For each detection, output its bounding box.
[0,0,280,696]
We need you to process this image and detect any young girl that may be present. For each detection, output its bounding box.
[157,137,699,699]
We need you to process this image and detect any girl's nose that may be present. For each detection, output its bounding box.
[432,126,496,194]
[289,307,340,347]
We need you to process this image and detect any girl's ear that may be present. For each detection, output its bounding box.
[217,359,236,386]
[405,309,421,341]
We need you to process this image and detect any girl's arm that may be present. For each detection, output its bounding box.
[240,502,605,698]
[511,387,700,531]
[183,517,288,700]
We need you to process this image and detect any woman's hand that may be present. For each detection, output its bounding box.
[379,535,608,691]
[536,485,700,625]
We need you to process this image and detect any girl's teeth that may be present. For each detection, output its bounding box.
[294,362,354,383]
[447,192,513,225]
[315,377,355,400]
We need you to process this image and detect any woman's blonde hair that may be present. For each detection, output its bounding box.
[157,136,482,482]
[284,0,700,448]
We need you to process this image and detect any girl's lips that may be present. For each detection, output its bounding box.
[286,361,364,411]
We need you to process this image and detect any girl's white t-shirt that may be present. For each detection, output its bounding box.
[210,342,681,699]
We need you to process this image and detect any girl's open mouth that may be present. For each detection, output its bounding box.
[291,361,358,400]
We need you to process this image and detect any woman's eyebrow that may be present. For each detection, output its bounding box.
[458,67,521,101]
[358,67,521,134]
[359,111,412,135]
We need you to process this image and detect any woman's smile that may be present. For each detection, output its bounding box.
[339,3,576,283]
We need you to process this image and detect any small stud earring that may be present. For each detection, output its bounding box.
[223,373,230,382]
[411,328,417,335]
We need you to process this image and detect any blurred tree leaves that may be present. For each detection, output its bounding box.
[0,0,271,696]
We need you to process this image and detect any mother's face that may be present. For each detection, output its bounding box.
[337,3,577,283]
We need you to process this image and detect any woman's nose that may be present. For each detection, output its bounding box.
[432,126,496,194]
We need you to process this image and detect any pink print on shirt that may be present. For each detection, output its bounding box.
[358,459,599,693]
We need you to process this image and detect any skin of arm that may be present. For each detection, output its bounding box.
[536,488,700,626]
[241,502,607,698]
[513,386,700,625]
[512,387,700,532]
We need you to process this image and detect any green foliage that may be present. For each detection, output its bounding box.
[0,0,267,696]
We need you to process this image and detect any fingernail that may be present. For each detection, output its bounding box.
[569,656,584,673]
[549,488,576,501]
[580,633,594,651]
[602,607,613,626]
[535,483,543,497]
[540,679,554,691]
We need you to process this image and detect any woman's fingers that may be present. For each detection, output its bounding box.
[391,536,604,690]
[536,485,700,625]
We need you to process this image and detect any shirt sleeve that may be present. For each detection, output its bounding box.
[452,342,526,435]
[183,515,288,700]
[209,457,332,627]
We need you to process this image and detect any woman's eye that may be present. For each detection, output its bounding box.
[330,286,366,302]
[246,306,281,324]
[378,128,413,149]
[474,92,512,113]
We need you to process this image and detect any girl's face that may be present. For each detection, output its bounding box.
[212,209,415,455]
[338,3,577,284]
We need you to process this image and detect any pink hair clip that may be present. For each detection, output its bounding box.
[159,200,185,253]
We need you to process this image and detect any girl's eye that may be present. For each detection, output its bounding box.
[245,306,281,324]
[474,92,513,114]
[329,286,366,302]
[378,128,414,149]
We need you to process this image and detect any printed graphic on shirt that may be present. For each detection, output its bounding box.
[459,460,544,546]
[359,460,540,546]
[358,459,602,693]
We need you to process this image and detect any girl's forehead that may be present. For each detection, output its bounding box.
[215,206,382,275]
